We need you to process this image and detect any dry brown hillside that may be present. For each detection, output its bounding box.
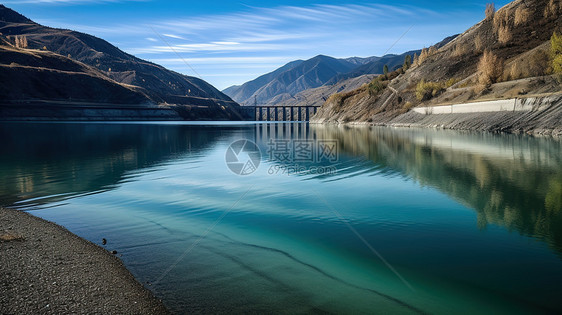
[313,0,562,124]
[0,4,243,120]
[0,43,150,104]
[272,74,376,108]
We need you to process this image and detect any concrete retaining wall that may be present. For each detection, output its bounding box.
[412,97,551,115]
[383,94,562,136]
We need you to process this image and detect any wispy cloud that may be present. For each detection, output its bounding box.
[128,42,297,54]
[155,3,422,34]
[148,56,301,65]
[20,1,472,89]
[162,33,185,40]
[128,3,433,56]
[33,19,147,36]
[255,4,389,22]
[228,31,315,44]
[120,2,446,88]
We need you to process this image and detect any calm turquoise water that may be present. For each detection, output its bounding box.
[1,122,562,314]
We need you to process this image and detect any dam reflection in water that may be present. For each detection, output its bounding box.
[1,122,561,313]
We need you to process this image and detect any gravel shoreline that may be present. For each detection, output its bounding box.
[0,207,169,314]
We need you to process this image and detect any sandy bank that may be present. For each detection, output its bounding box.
[0,207,168,314]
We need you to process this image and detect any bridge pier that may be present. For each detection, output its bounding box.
[244,105,319,121]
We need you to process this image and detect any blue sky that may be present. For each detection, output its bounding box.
[5,0,510,90]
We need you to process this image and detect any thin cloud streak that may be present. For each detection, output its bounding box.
[17,1,468,89]
[149,56,300,64]
[33,19,148,36]
[157,3,427,34]
[128,3,444,88]
[162,33,185,40]
[128,43,297,54]
[127,3,435,58]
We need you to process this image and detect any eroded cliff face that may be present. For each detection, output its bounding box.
[311,85,401,124]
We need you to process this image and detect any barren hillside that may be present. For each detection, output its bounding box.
[0,4,241,120]
[312,0,562,125]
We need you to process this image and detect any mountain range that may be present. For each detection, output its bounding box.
[222,35,458,107]
[0,4,241,120]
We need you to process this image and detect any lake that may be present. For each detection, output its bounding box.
[1,121,561,314]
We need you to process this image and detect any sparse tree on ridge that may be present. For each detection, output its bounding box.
[15,35,28,49]
[403,55,412,70]
[478,49,504,86]
[485,3,495,20]
[551,32,562,79]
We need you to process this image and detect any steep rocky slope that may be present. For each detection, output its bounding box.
[0,44,149,105]
[222,60,304,105]
[312,0,562,130]
[326,35,457,86]
[272,74,377,108]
